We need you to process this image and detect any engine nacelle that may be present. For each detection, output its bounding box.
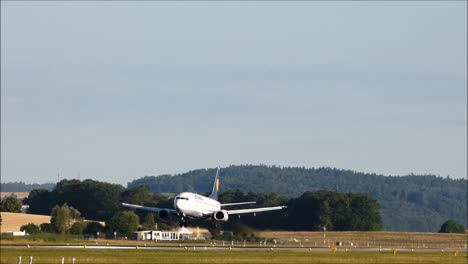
[158,209,170,222]
[214,210,229,222]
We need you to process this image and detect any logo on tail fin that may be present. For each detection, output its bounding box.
[208,167,220,200]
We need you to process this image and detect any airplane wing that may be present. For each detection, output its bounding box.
[226,206,287,215]
[221,201,256,207]
[121,203,178,216]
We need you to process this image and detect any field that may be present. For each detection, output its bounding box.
[0,213,50,233]
[1,248,467,264]
[2,213,467,263]
[0,213,208,235]
[0,213,111,234]
[0,192,29,200]
[259,231,468,249]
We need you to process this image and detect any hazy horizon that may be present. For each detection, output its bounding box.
[1,164,466,187]
[2,2,466,185]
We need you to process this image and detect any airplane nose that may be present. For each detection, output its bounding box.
[175,200,184,210]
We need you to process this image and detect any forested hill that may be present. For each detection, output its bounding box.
[128,165,467,232]
[0,182,56,192]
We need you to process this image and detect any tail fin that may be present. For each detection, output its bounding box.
[208,167,220,200]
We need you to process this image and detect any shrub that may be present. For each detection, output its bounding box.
[439,220,465,233]
[20,223,40,235]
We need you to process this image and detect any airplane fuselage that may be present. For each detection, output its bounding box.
[174,192,220,218]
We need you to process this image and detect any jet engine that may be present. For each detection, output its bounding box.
[214,210,229,222]
[158,209,170,222]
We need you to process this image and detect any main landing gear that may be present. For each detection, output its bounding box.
[179,217,188,228]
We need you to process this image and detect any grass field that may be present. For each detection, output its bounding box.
[1,248,467,264]
[2,213,465,249]
[1,231,467,250]
[259,231,468,249]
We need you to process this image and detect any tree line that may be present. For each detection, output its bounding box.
[3,178,464,238]
[18,179,383,235]
[27,179,385,232]
[128,165,467,232]
[215,190,382,232]
[4,165,466,232]
[1,181,55,192]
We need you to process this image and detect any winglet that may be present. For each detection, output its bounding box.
[208,167,220,201]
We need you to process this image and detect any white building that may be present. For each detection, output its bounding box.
[133,228,194,241]
[3,231,26,236]
[21,205,29,213]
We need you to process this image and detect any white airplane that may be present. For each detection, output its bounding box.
[122,167,287,227]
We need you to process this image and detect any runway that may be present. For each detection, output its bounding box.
[2,244,466,253]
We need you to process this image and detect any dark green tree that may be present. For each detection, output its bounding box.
[288,191,322,230]
[155,222,172,231]
[142,213,156,230]
[53,179,125,221]
[121,185,153,205]
[439,220,465,233]
[1,196,22,212]
[208,221,221,237]
[27,179,125,221]
[106,211,139,237]
[83,221,105,236]
[20,223,41,234]
[348,194,382,231]
[40,223,54,233]
[319,200,333,231]
[70,220,87,235]
[50,203,82,234]
[28,189,52,215]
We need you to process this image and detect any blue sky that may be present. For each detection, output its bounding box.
[1,2,466,185]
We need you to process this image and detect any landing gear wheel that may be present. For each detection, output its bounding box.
[179,218,187,228]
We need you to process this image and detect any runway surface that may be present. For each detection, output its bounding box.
[2,244,466,253]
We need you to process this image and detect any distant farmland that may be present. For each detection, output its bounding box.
[0,192,29,200]
[0,213,110,233]
[0,213,50,233]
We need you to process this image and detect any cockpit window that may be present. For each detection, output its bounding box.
[176,197,189,200]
